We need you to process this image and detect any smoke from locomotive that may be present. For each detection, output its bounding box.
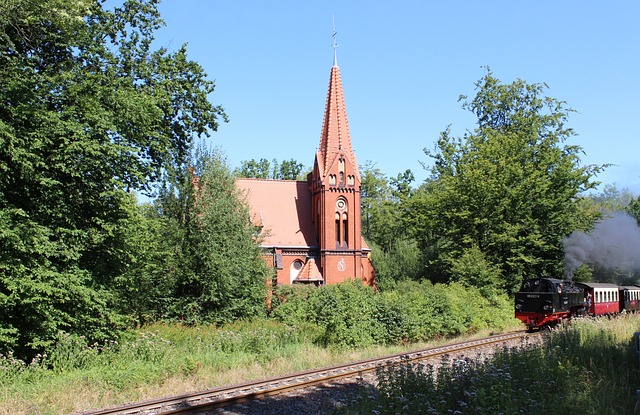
[563,212,640,280]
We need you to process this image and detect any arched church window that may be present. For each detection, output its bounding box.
[338,158,345,172]
[329,174,336,186]
[342,212,348,246]
[339,172,344,185]
[335,212,340,247]
[347,175,355,186]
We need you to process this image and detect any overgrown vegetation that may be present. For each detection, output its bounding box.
[338,314,640,415]
[0,289,518,414]
[270,280,515,348]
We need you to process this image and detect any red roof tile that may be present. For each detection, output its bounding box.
[236,178,317,248]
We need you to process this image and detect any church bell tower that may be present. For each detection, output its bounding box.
[309,52,374,285]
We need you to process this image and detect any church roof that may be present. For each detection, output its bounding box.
[236,178,317,248]
[316,65,360,181]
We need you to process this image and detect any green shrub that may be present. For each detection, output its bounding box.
[270,279,517,347]
[307,280,386,348]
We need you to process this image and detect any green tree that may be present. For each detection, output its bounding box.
[235,158,306,180]
[360,162,393,247]
[627,196,640,225]
[0,0,225,357]
[236,158,272,179]
[360,163,415,251]
[360,162,421,286]
[585,183,636,214]
[160,147,270,325]
[412,69,603,295]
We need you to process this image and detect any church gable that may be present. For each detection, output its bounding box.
[321,151,360,189]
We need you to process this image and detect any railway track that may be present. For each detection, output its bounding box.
[75,331,533,415]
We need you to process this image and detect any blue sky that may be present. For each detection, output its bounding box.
[152,1,640,194]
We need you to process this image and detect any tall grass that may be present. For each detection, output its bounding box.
[0,281,520,414]
[1,319,493,415]
[0,320,324,414]
[339,314,640,415]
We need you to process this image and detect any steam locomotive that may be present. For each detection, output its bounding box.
[514,278,640,330]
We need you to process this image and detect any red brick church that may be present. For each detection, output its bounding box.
[236,58,374,286]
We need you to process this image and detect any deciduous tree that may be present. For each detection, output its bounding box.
[161,147,270,324]
[412,69,603,294]
[235,158,306,180]
[0,0,225,356]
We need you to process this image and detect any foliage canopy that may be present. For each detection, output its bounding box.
[412,69,604,294]
[0,0,225,356]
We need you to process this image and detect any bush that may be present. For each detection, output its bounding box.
[270,279,518,347]
[307,281,386,348]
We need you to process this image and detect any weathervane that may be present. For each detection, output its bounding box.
[332,14,338,67]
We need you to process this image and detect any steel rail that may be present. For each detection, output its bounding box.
[74,331,531,415]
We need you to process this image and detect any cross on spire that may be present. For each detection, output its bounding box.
[332,15,338,67]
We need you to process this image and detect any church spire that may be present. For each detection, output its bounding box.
[316,55,359,181]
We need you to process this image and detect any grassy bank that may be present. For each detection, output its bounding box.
[338,314,640,415]
[0,320,517,415]
[0,281,520,414]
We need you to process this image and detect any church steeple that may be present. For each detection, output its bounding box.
[316,64,360,182]
[309,54,372,286]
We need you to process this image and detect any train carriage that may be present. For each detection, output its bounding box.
[575,282,620,315]
[620,285,640,313]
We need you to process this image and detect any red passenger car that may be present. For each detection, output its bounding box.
[576,282,620,315]
[620,286,640,312]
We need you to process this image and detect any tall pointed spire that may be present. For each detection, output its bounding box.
[316,60,359,181]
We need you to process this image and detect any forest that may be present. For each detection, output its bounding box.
[2,0,640,365]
